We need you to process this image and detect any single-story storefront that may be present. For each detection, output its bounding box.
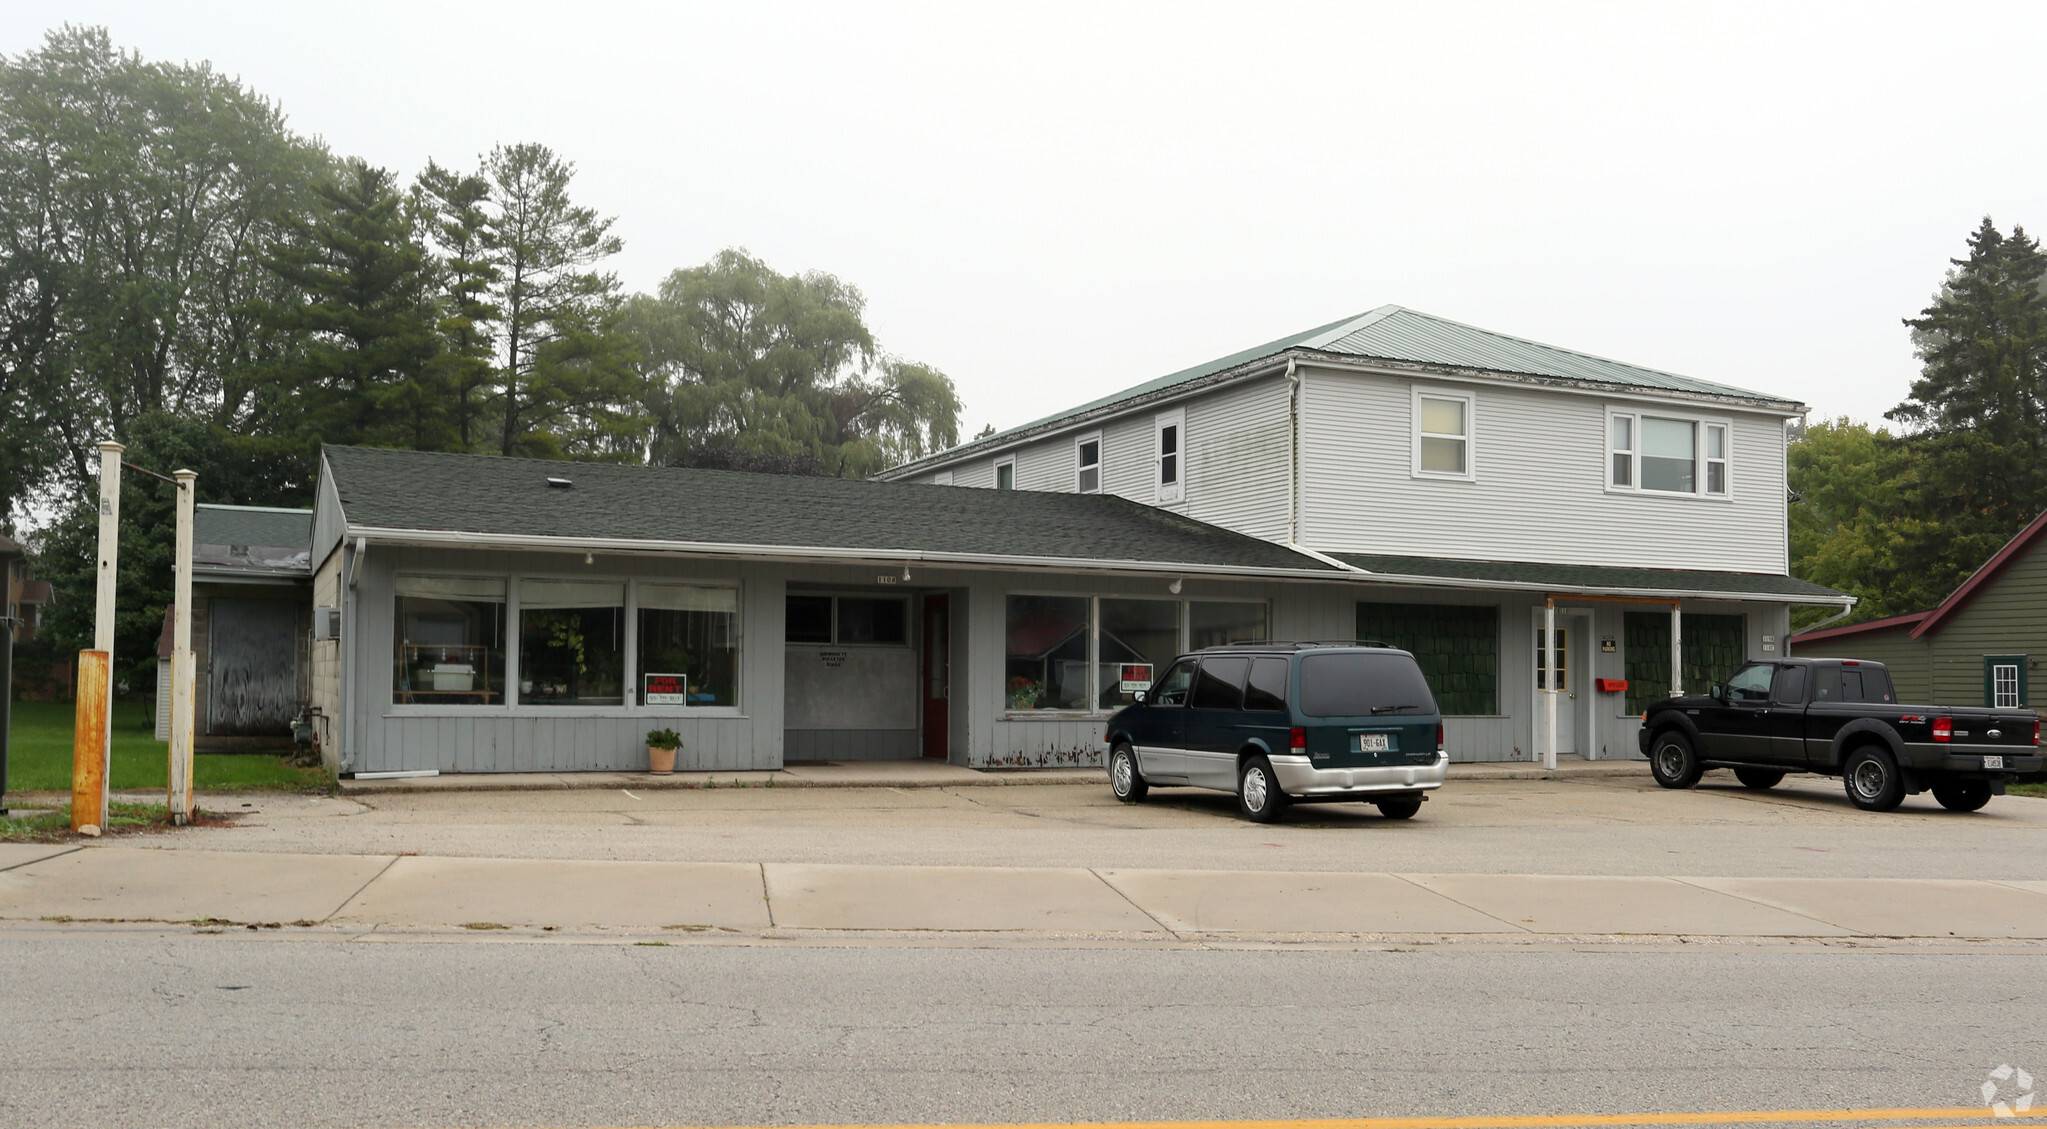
[309,445,1847,775]
[155,504,314,750]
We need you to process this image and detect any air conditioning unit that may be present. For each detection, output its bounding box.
[314,606,341,641]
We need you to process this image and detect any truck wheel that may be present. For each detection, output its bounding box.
[1237,756,1289,823]
[1649,731,1703,789]
[1734,768,1785,790]
[1108,744,1148,803]
[1931,779,1991,812]
[1375,797,1423,820]
[1842,746,1906,812]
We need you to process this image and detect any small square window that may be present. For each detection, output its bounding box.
[1076,435,1102,493]
[1414,391,1472,478]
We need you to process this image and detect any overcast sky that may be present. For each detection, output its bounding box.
[12,1,2044,436]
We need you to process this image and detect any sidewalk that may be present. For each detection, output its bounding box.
[335,754,1645,795]
[4,842,2041,940]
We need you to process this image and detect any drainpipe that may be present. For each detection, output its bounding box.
[1285,357,1301,546]
[1788,600,1858,653]
[1543,597,1557,770]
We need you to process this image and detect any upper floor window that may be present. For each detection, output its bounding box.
[1609,408,1730,498]
[994,458,1015,490]
[932,471,953,486]
[1075,433,1102,493]
[1155,410,1184,503]
[1412,388,1474,479]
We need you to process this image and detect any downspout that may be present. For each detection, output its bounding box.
[1786,599,1858,655]
[1284,356,1302,547]
[341,536,364,774]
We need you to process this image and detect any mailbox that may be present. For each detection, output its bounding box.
[1594,677,1628,694]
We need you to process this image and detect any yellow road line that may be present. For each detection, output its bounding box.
[605,1112,2046,1129]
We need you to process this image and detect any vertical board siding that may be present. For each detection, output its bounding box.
[1299,367,1789,574]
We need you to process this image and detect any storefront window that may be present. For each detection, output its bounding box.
[394,576,506,704]
[518,579,625,706]
[1190,601,1267,648]
[1097,598,1180,708]
[637,584,740,708]
[1005,595,1091,710]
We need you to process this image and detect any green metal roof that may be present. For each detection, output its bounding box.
[1332,553,1850,603]
[883,305,1801,477]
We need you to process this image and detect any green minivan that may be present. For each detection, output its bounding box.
[1103,642,1448,823]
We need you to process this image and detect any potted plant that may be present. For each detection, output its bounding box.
[646,728,682,774]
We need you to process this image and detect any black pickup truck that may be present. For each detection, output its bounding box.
[1638,657,2042,812]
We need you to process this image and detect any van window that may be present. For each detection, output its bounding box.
[1151,660,1196,706]
[1191,657,1248,710]
[1298,651,1437,717]
[1243,658,1289,711]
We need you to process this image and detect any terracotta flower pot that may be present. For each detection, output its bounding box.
[647,744,677,774]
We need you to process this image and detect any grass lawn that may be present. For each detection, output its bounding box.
[2014,782,2047,798]
[4,699,327,794]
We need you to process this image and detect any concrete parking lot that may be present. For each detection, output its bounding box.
[129,764,2047,879]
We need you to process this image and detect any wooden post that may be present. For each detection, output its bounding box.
[1670,603,1683,698]
[89,442,122,825]
[1543,598,1558,771]
[72,651,109,832]
[168,469,196,824]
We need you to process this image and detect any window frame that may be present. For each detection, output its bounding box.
[1985,654,2027,709]
[1411,386,1476,482]
[387,572,746,718]
[1154,409,1185,503]
[993,457,1015,490]
[1074,432,1103,494]
[932,471,953,486]
[782,592,912,649]
[1000,591,1269,719]
[1606,406,1735,501]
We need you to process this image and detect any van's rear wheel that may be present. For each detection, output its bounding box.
[1649,731,1703,789]
[1108,744,1148,803]
[1734,767,1785,790]
[1931,778,1991,812]
[1375,797,1423,820]
[1237,756,1288,823]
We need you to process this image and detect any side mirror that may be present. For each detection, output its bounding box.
[1132,689,1148,704]
[1709,683,1725,702]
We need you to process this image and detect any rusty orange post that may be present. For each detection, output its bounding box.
[72,650,110,832]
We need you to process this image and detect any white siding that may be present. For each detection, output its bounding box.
[1298,366,1789,574]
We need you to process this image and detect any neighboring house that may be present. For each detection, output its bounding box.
[1791,507,2047,708]
[879,305,1852,761]
[153,504,314,749]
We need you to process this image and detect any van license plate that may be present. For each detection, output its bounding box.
[1357,734,1391,753]
[1984,755,2004,769]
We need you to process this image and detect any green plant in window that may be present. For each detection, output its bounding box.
[1007,676,1043,709]
[530,612,588,674]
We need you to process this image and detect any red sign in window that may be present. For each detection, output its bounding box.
[643,673,688,705]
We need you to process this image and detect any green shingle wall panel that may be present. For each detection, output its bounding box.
[1624,612,1745,714]
[1355,602,1499,716]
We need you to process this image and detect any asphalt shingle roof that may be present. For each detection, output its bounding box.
[322,446,1345,576]
[195,505,313,551]
[1332,553,1849,602]
[884,305,1801,477]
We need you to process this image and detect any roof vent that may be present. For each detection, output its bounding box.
[545,476,573,489]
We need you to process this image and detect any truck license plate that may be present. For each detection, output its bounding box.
[1357,734,1391,753]
[1984,755,2004,769]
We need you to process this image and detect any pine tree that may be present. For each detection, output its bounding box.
[262,159,448,449]
[414,161,499,452]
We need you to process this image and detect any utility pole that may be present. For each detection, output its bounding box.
[168,469,196,824]
[73,441,121,833]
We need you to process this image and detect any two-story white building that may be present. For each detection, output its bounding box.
[877,305,1851,763]
[305,306,1849,777]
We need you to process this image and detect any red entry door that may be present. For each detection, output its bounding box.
[922,594,950,759]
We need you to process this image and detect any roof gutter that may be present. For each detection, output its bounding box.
[343,526,1353,583]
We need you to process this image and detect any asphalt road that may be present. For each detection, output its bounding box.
[1,932,2040,1129]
